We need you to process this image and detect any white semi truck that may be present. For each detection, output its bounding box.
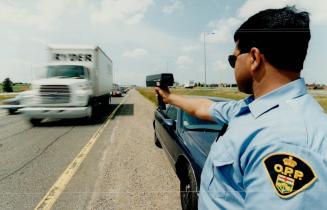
[184,80,195,88]
[22,45,113,125]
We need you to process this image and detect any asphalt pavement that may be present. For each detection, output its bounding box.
[0,97,121,209]
[0,90,181,210]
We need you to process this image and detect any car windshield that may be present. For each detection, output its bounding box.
[183,111,223,131]
[47,65,88,79]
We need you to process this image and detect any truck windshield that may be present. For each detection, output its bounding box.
[47,65,88,79]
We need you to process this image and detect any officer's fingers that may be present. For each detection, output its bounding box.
[155,87,167,96]
[155,87,164,93]
[154,87,162,95]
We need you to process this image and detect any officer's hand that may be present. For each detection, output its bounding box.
[155,87,171,104]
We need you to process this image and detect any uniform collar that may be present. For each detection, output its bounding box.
[247,78,307,118]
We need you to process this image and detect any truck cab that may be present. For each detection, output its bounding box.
[21,45,113,125]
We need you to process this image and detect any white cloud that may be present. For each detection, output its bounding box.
[91,0,154,25]
[0,2,38,25]
[122,48,149,58]
[237,0,327,25]
[162,1,184,14]
[1,1,325,86]
[0,58,35,82]
[176,55,193,69]
[203,0,327,47]
[306,0,327,25]
[0,0,88,30]
[0,0,188,85]
[204,18,241,44]
[213,60,229,72]
[205,60,234,84]
[181,44,199,53]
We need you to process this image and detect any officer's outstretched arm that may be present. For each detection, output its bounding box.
[155,87,213,121]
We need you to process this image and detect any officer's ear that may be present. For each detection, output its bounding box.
[249,47,261,72]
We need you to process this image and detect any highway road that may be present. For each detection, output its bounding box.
[0,90,181,210]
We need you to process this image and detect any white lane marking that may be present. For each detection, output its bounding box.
[108,118,118,144]
[34,96,128,210]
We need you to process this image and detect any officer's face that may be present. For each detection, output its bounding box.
[233,45,253,94]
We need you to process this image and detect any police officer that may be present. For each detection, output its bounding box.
[155,6,327,210]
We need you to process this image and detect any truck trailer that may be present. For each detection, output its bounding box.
[184,80,195,88]
[22,45,113,125]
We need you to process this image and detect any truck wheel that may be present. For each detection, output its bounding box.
[88,104,95,118]
[154,131,162,148]
[180,164,198,210]
[29,118,42,126]
[87,100,97,122]
[104,95,111,106]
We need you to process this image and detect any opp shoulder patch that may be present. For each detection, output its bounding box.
[262,152,317,199]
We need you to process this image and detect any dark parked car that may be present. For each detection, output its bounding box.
[153,97,228,210]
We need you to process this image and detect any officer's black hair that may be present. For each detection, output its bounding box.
[234,6,310,72]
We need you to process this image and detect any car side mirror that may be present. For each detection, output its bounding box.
[163,119,176,128]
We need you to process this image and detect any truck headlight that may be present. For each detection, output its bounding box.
[77,84,91,91]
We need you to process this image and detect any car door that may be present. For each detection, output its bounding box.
[154,107,167,144]
[179,110,226,171]
[159,105,179,160]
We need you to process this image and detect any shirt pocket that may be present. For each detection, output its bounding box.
[208,152,234,198]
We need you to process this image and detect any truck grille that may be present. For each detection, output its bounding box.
[40,85,70,104]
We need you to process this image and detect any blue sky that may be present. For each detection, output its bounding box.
[0,0,326,86]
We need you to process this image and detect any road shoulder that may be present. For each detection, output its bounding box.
[53,90,181,210]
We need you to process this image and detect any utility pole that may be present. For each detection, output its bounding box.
[203,32,207,87]
[203,32,215,88]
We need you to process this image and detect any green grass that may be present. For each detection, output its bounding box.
[137,87,248,107]
[137,87,247,105]
[138,88,158,105]
[316,97,327,112]
[0,83,30,103]
[13,84,30,92]
[0,95,16,100]
[0,83,30,93]
[0,95,17,104]
[137,87,327,112]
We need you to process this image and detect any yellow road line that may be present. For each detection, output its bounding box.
[34,95,128,210]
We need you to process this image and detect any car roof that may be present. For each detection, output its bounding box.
[165,96,230,111]
[183,95,231,102]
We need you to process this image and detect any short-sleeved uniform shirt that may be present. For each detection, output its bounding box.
[198,78,327,210]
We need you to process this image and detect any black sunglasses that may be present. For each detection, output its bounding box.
[228,52,248,68]
[228,55,237,68]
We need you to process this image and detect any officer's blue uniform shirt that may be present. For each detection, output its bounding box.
[199,78,327,210]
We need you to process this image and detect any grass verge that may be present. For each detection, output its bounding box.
[137,87,327,112]
[0,95,15,100]
[0,84,30,93]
